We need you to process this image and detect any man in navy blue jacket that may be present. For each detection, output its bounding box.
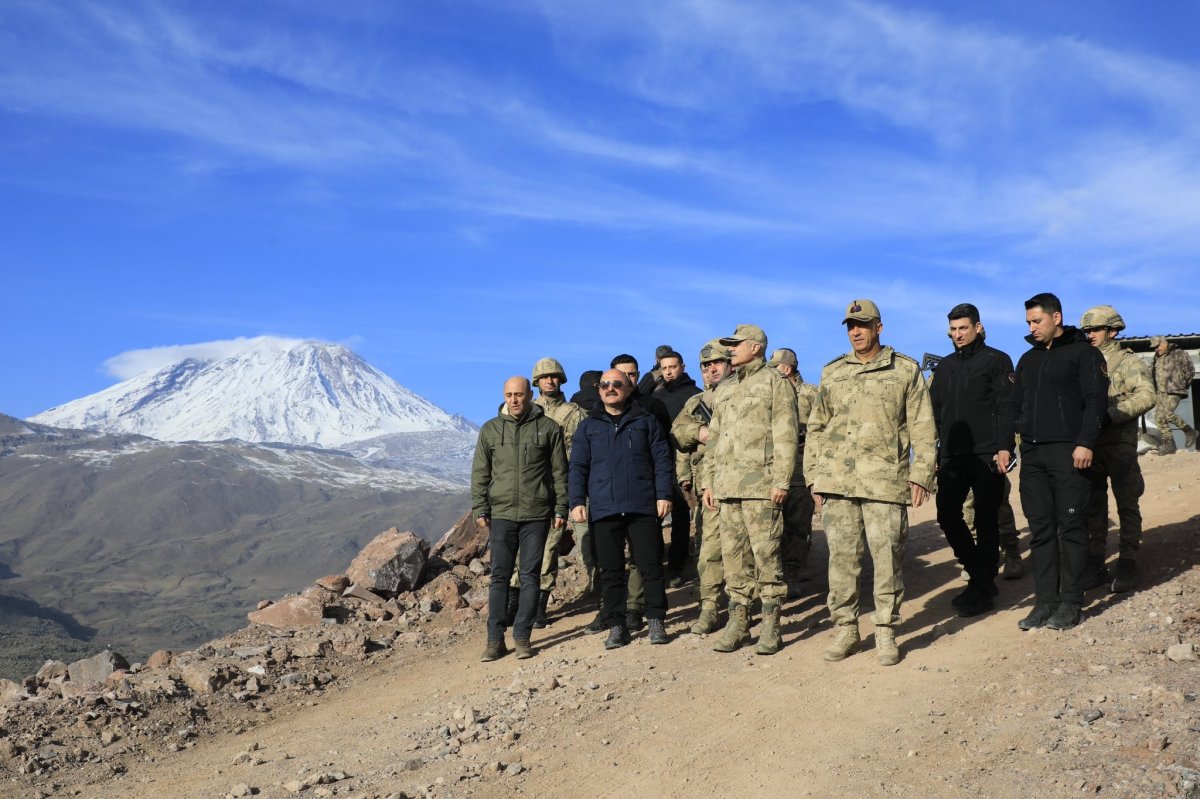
[998,292,1108,631]
[570,368,674,650]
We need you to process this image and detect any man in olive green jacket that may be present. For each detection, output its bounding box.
[471,376,568,661]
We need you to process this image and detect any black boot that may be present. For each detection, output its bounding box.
[533,590,550,629]
[1018,603,1055,631]
[625,609,645,632]
[502,587,519,628]
[604,626,630,650]
[1045,602,1082,630]
[1082,556,1110,590]
[1110,558,1137,593]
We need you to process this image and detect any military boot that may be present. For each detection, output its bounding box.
[755,603,782,655]
[1001,547,1024,579]
[875,627,900,666]
[513,637,534,659]
[1185,427,1198,451]
[1082,555,1110,590]
[822,624,860,662]
[1110,558,1138,593]
[1045,602,1082,630]
[480,639,507,662]
[690,601,720,635]
[585,609,606,634]
[712,603,750,653]
[533,590,551,629]
[1155,436,1177,455]
[502,587,520,628]
[625,609,645,632]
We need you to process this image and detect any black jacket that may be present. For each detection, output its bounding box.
[930,338,1014,461]
[1006,326,1109,450]
[651,373,702,423]
[570,370,602,411]
[568,402,674,520]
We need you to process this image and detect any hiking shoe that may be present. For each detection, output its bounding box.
[480,639,507,662]
[875,627,900,667]
[647,618,670,645]
[1185,428,1198,451]
[625,610,645,632]
[822,625,860,662]
[1045,602,1082,630]
[513,638,534,659]
[585,611,607,634]
[603,626,630,650]
[1002,550,1024,580]
[1110,558,1138,593]
[1018,604,1055,631]
[950,583,977,609]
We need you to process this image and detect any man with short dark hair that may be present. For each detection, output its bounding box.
[929,303,1015,618]
[570,369,675,649]
[650,349,701,584]
[998,292,1108,631]
[471,377,568,661]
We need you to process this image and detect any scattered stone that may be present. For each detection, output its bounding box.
[431,512,488,565]
[181,663,232,695]
[1166,643,1197,663]
[146,650,174,669]
[316,574,350,593]
[228,784,253,798]
[35,660,68,682]
[247,593,325,628]
[505,763,524,776]
[67,650,131,687]
[468,558,488,576]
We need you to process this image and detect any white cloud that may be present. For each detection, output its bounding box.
[103,336,306,379]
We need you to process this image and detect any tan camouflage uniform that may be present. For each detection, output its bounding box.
[1087,338,1155,562]
[963,479,1019,553]
[701,359,798,608]
[1152,341,1196,453]
[805,347,936,631]
[782,379,818,572]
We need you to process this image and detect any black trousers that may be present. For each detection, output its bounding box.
[1018,442,1092,606]
[666,484,691,574]
[487,519,547,640]
[594,513,666,627]
[936,454,1005,583]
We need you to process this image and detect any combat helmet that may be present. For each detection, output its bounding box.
[1079,305,1125,331]
[532,357,568,382]
[698,338,731,364]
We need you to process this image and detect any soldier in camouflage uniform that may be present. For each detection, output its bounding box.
[805,300,936,666]
[1080,307,1156,593]
[700,324,798,655]
[1150,336,1197,455]
[769,348,818,595]
[505,358,588,629]
[672,339,752,634]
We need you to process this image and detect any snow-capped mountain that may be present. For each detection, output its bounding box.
[31,337,476,447]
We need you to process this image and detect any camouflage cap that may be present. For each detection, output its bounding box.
[768,348,797,368]
[531,357,567,382]
[1079,305,1125,331]
[719,323,768,348]
[1150,335,1167,346]
[843,299,881,323]
[698,338,731,364]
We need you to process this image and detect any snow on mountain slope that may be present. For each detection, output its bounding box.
[31,337,476,448]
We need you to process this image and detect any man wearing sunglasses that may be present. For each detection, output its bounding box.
[569,369,675,649]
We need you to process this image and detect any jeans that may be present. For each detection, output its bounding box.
[487,519,548,640]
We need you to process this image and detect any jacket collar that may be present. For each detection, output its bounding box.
[498,402,546,424]
[1024,325,1087,350]
[954,337,985,358]
[588,401,648,424]
[841,345,895,371]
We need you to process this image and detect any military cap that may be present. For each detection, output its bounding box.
[769,348,797,368]
[1150,335,1166,346]
[719,323,768,348]
[1079,305,1125,331]
[843,299,881,323]
[698,338,731,364]
[531,357,567,382]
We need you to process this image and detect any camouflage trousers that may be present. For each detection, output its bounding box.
[964,475,1019,551]
[511,520,588,593]
[1086,442,1144,560]
[718,499,785,607]
[781,480,815,568]
[824,496,908,628]
[1155,393,1194,449]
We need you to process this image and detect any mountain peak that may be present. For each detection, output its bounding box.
[31,338,474,447]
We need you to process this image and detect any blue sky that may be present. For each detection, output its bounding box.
[3,0,1198,426]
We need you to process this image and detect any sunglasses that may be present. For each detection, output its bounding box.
[598,380,627,390]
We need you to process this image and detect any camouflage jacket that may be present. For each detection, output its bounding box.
[804,346,936,504]
[1153,345,1195,397]
[700,359,798,499]
[789,381,818,485]
[534,393,586,460]
[1096,341,1155,447]
[671,383,724,491]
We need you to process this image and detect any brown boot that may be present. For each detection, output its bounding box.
[480,639,507,662]
[712,603,750,653]
[690,601,720,635]
[822,624,860,662]
[513,638,534,659]
[755,603,782,655]
[875,627,900,667]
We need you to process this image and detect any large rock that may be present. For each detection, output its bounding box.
[421,572,468,612]
[67,650,130,687]
[247,591,325,628]
[431,512,488,566]
[346,528,429,595]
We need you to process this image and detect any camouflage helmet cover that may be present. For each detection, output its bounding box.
[532,357,568,382]
[698,338,731,364]
[1079,305,1125,331]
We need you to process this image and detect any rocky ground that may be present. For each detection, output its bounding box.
[1,453,1198,799]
